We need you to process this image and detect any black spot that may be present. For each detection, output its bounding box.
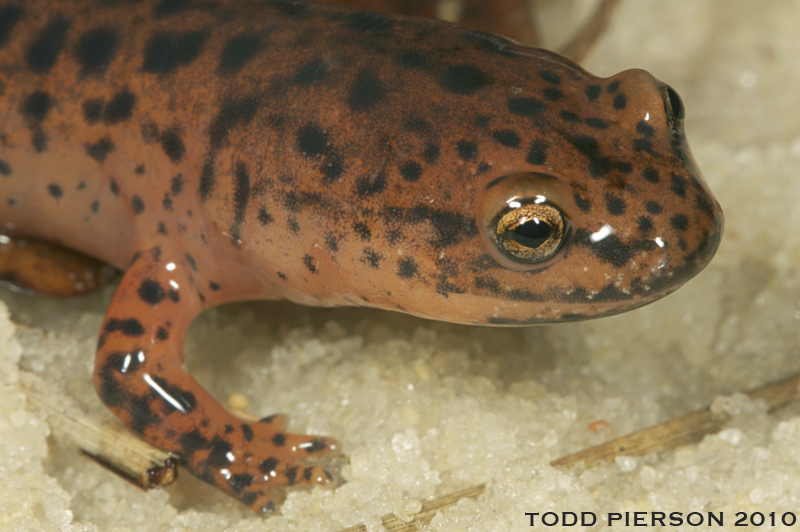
[526,140,547,165]
[355,172,386,197]
[321,157,344,181]
[0,160,10,176]
[607,81,620,93]
[199,161,215,201]
[228,473,253,493]
[400,161,422,182]
[440,64,493,95]
[177,428,210,456]
[231,161,250,236]
[346,10,394,33]
[397,257,417,279]
[362,248,381,268]
[508,97,545,117]
[157,222,167,234]
[110,179,119,195]
[585,118,608,129]
[184,253,197,272]
[492,130,520,148]
[260,457,279,474]
[160,129,185,162]
[169,174,183,195]
[585,85,601,101]
[77,181,86,190]
[560,110,580,122]
[475,275,501,295]
[240,492,258,507]
[543,87,563,101]
[154,0,190,17]
[208,281,220,291]
[645,201,662,214]
[104,317,145,337]
[423,143,439,163]
[294,58,327,85]
[348,68,385,111]
[271,433,286,446]
[257,207,273,226]
[142,31,208,74]
[209,96,260,152]
[22,92,51,125]
[218,33,260,73]
[47,183,63,199]
[302,467,314,481]
[613,93,627,110]
[353,221,371,241]
[302,254,317,274]
[134,165,145,176]
[75,28,118,75]
[539,71,560,84]
[31,131,46,152]
[91,200,100,214]
[86,137,115,162]
[138,279,165,305]
[588,234,635,268]
[102,90,137,124]
[27,15,70,72]
[636,121,655,137]
[156,327,169,340]
[670,213,689,231]
[570,135,615,178]
[127,395,161,434]
[206,436,233,468]
[6,198,16,206]
[239,424,256,444]
[642,167,659,183]
[633,138,653,154]
[131,195,145,215]
[0,7,23,49]
[456,140,477,161]
[276,271,287,280]
[605,194,626,215]
[638,216,653,233]
[573,193,590,212]
[696,193,715,217]
[670,174,687,197]
[21,91,52,151]
[284,467,298,484]
[297,123,327,158]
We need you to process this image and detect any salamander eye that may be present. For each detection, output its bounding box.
[664,84,684,122]
[494,201,565,263]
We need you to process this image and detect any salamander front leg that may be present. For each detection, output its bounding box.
[94,247,338,514]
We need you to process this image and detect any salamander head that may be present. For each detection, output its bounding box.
[395,66,721,325]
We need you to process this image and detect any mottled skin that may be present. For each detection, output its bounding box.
[0,0,723,513]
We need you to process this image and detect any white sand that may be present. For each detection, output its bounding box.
[2,0,800,530]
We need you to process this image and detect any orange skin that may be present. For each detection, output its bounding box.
[0,0,723,513]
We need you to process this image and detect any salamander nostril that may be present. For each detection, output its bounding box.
[665,84,685,121]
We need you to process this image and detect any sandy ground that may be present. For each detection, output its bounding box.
[1,0,800,530]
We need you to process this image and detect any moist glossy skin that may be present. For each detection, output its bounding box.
[0,0,723,513]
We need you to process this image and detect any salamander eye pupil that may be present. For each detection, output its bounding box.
[510,218,551,248]
[494,202,566,263]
